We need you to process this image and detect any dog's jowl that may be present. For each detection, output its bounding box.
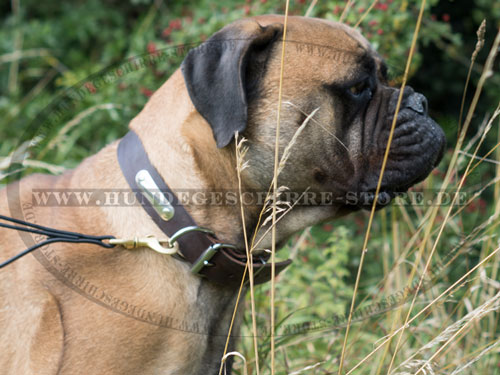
[0,15,445,375]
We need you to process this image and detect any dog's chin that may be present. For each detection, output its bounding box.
[353,157,441,211]
[352,153,445,211]
[356,190,397,211]
[354,159,440,211]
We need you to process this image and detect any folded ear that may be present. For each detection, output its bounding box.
[181,20,283,148]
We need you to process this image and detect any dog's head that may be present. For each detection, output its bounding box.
[181,15,445,211]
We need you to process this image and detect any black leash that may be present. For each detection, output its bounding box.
[0,214,115,269]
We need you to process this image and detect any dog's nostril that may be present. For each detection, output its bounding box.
[407,93,428,115]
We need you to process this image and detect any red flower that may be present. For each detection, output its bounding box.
[333,5,341,15]
[170,19,182,30]
[377,28,384,35]
[358,7,365,13]
[162,26,172,38]
[147,42,157,54]
[140,87,153,97]
[465,200,478,213]
[244,5,251,15]
[442,13,450,22]
[376,3,388,11]
[261,0,268,3]
[322,223,334,232]
[85,82,97,94]
[369,20,378,26]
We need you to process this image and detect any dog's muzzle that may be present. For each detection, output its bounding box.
[357,86,446,209]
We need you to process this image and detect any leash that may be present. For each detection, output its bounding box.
[0,214,224,270]
[0,215,184,268]
[0,214,115,268]
[0,131,292,286]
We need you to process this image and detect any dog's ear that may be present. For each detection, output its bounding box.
[181,20,283,148]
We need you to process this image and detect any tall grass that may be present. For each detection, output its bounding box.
[230,4,500,375]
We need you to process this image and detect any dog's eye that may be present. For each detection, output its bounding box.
[347,78,374,101]
[349,80,370,96]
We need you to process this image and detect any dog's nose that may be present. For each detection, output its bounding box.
[389,86,429,116]
[400,86,428,115]
[406,92,428,115]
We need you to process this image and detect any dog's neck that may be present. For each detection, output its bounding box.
[129,70,252,248]
[128,69,343,250]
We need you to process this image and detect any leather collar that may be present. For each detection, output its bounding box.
[117,131,291,287]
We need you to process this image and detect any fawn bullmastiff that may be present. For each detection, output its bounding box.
[0,15,445,375]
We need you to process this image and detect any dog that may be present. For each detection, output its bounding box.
[0,15,445,375]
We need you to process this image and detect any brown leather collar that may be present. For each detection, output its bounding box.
[117,131,291,287]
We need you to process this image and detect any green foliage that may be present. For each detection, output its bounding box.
[238,224,354,372]
[1,1,500,374]
[0,0,467,163]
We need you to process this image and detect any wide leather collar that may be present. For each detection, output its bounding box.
[117,130,291,287]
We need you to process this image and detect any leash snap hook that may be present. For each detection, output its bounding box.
[108,236,179,255]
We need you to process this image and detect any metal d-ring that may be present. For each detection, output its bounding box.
[168,226,215,247]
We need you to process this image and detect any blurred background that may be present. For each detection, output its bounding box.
[1,0,498,158]
[1,1,499,374]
